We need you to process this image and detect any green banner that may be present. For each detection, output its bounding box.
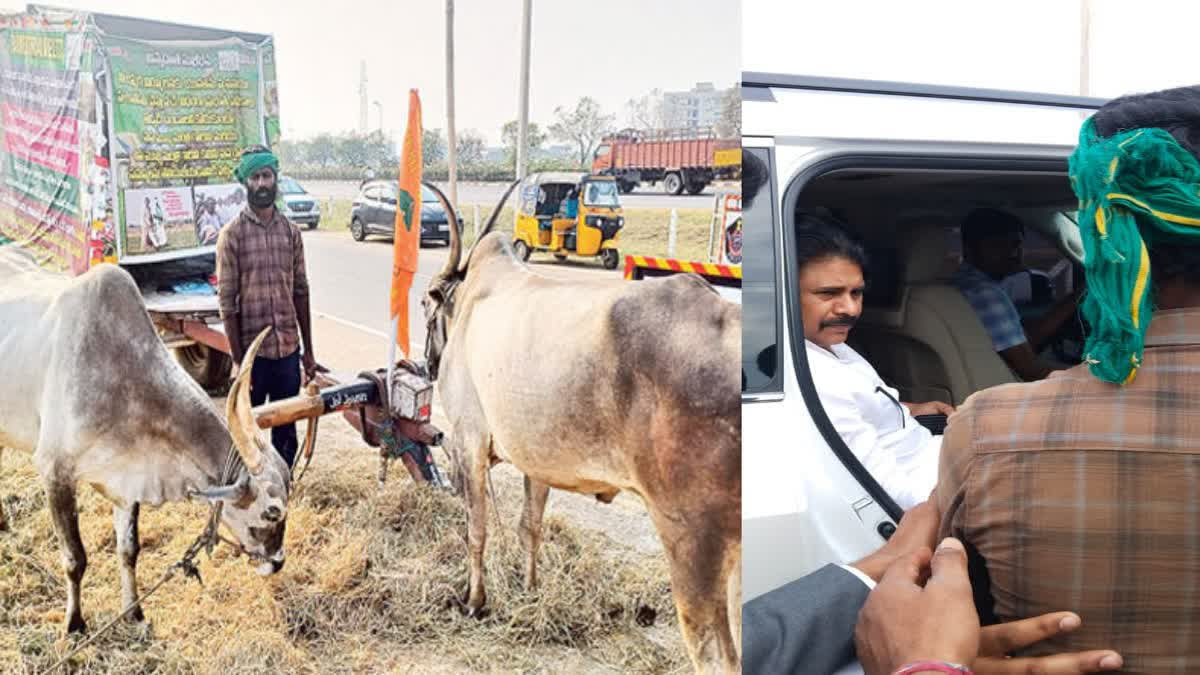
[107,35,263,188]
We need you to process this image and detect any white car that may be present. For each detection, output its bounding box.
[279,174,321,229]
[741,74,1104,614]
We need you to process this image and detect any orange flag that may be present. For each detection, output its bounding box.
[390,90,422,357]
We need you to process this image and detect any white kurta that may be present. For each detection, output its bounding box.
[805,340,941,510]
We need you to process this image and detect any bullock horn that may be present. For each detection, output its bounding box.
[459,178,521,275]
[227,326,272,475]
[422,181,461,280]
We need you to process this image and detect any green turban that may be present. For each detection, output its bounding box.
[234,148,279,184]
[1069,117,1200,384]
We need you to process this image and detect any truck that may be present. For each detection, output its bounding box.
[591,127,741,196]
[0,4,285,388]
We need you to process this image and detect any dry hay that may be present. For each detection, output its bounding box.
[0,443,686,674]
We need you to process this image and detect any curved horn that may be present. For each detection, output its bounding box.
[459,178,522,275]
[422,181,461,280]
[227,326,272,475]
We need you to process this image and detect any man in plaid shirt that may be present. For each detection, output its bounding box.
[951,208,1082,381]
[938,85,1200,673]
[216,145,318,470]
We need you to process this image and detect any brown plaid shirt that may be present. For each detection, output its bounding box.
[937,308,1200,674]
[215,206,309,360]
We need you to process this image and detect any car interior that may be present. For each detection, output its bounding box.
[795,168,1085,407]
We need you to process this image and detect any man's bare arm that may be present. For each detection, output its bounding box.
[999,342,1055,381]
[1023,287,1083,351]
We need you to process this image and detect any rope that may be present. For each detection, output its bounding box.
[44,528,212,673]
[45,443,244,673]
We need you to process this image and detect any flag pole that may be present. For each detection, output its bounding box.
[387,315,398,401]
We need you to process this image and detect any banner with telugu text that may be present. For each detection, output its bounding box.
[105,34,273,256]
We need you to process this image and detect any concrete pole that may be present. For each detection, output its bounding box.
[668,208,678,257]
[1079,0,1091,97]
[446,0,459,209]
[515,0,532,183]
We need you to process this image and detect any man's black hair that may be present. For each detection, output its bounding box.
[1092,85,1200,285]
[795,210,869,275]
[742,151,767,210]
[960,208,1024,248]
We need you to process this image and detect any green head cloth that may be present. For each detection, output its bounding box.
[234,149,279,184]
[1070,117,1200,384]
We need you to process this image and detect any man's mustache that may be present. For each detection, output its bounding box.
[820,315,859,330]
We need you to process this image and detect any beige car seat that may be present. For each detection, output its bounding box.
[850,224,1017,405]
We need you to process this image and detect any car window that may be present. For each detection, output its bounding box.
[278,176,305,195]
[742,147,782,396]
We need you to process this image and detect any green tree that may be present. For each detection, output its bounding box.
[456,129,486,164]
[549,97,615,166]
[423,128,447,166]
[500,120,547,167]
[307,133,337,168]
[715,87,741,138]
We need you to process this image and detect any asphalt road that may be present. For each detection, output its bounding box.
[301,179,736,210]
[301,228,619,356]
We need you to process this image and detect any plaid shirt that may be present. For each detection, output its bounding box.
[216,206,309,360]
[936,308,1200,673]
[951,263,1027,352]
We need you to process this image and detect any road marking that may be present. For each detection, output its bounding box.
[316,311,422,355]
[317,311,387,339]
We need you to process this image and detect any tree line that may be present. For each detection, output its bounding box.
[277,90,739,182]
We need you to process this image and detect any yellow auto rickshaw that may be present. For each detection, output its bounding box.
[512,172,623,269]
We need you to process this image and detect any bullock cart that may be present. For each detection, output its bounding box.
[144,290,447,488]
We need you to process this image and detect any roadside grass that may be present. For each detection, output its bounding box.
[319,199,714,262]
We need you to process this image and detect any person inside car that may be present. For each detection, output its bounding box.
[951,208,1082,380]
[798,212,953,509]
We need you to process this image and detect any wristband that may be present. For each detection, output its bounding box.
[891,661,973,675]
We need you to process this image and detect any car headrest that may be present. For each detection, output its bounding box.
[901,224,954,284]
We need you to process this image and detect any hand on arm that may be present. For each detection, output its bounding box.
[855,537,1122,675]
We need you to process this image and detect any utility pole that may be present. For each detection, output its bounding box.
[359,61,368,134]
[446,0,458,210]
[1079,0,1091,97]
[515,0,532,182]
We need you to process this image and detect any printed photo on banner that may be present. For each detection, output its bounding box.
[123,186,194,254]
[192,182,245,245]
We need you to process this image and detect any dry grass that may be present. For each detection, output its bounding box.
[0,440,685,674]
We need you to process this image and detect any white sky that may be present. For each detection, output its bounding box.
[5,0,738,145]
[744,0,1200,101]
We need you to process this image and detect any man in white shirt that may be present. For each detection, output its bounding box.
[798,214,953,509]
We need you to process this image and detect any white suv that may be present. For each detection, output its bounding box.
[741,74,1104,606]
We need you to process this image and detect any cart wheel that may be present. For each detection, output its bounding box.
[175,344,232,393]
[351,218,366,241]
[513,239,531,261]
[601,249,620,270]
[554,253,568,262]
